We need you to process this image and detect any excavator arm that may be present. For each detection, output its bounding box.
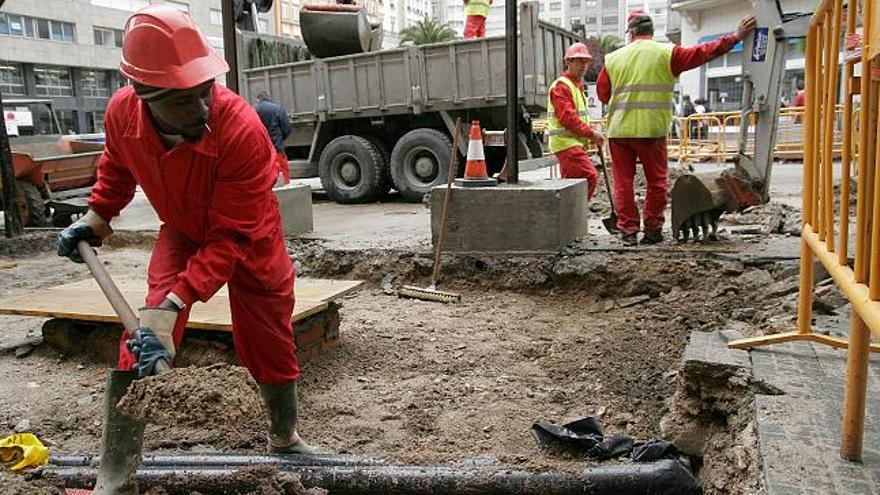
[670,1,812,241]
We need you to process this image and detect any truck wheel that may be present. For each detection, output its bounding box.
[15,180,48,227]
[390,129,452,202]
[362,135,393,195]
[318,135,385,204]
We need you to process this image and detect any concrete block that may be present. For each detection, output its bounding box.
[273,183,313,236]
[430,179,588,253]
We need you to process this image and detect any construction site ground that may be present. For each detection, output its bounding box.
[0,160,877,494]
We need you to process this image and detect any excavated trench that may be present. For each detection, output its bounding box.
[0,237,811,494]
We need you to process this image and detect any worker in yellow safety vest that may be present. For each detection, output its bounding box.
[597,9,756,246]
[547,42,606,199]
[463,0,492,38]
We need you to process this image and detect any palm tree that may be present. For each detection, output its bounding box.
[399,17,458,46]
[596,34,624,52]
[582,35,624,82]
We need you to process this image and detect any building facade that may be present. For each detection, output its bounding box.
[671,0,813,111]
[383,0,432,47]
[0,0,275,135]
[434,0,667,41]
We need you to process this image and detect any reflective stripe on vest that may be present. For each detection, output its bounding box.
[546,76,589,154]
[605,39,676,138]
[465,0,490,17]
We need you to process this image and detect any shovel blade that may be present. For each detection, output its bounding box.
[602,215,619,234]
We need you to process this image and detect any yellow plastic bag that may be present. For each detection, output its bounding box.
[0,433,49,470]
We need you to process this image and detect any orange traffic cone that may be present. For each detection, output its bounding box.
[454,120,498,187]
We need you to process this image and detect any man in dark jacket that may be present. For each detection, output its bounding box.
[255,92,292,184]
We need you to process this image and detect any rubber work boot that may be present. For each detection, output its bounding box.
[260,381,317,455]
[621,231,639,246]
[93,370,145,495]
[641,229,664,245]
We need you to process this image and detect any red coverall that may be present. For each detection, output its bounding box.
[597,34,739,234]
[463,15,486,38]
[89,84,298,385]
[550,71,599,199]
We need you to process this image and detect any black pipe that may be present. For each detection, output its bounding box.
[52,459,700,495]
[505,0,519,184]
[50,452,389,468]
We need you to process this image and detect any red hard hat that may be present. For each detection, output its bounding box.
[627,9,648,24]
[564,42,593,61]
[119,5,229,89]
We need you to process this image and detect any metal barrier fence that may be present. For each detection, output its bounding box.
[728,0,880,461]
[669,106,852,164]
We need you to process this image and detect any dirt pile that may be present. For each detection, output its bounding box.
[0,470,66,495]
[118,364,263,427]
[144,465,326,495]
[724,201,802,236]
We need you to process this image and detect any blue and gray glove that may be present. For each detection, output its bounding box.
[56,210,112,263]
[126,308,178,378]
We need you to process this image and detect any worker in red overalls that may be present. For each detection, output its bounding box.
[56,6,313,494]
[597,10,756,245]
[546,42,606,199]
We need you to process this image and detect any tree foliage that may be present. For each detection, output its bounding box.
[582,34,624,82]
[399,17,458,46]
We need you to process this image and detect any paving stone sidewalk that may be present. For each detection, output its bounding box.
[741,333,880,494]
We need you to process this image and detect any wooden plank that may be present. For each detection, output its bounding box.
[0,277,363,332]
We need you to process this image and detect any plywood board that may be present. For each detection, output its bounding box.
[0,278,363,332]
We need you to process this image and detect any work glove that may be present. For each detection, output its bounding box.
[126,308,178,378]
[56,210,112,263]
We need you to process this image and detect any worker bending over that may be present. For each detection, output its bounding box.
[598,10,757,245]
[463,0,491,39]
[547,42,605,199]
[56,6,313,494]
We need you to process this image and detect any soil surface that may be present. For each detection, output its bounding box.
[0,235,819,491]
[144,465,327,495]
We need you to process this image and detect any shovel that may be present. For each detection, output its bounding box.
[77,240,171,374]
[597,147,619,234]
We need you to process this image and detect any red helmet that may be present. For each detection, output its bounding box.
[627,9,652,31]
[119,5,229,89]
[564,42,593,61]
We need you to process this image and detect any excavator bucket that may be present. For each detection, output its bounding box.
[300,4,380,58]
[670,169,764,242]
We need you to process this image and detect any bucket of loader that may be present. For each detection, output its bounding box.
[300,4,382,58]
[670,168,763,242]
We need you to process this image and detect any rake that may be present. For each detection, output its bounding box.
[398,118,463,303]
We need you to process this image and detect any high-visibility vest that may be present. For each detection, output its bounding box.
[464,0,490,18]
[546,76,590,154]
[604,39,676,138]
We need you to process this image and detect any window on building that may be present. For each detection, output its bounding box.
[707,75,743,112]
[81,70,111,98]
[585,0,597,6]
[550,17,561,25]
[94,27,123,47]
[0,61,25,95]
[602,14,617,26]
[210,8,223,25]
[34,65,74,96]
[165,0,189,14]
[726,50,742,67]
[281,2,292,20]
[258,18,269,32]
[549,2,561,10]
[0,14,76,43]
[569,0,580,6]
[281,21,294,36]
[707,55,725,69]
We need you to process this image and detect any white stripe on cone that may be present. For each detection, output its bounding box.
[466,138,485,161]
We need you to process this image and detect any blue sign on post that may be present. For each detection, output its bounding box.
[751,27,769,62]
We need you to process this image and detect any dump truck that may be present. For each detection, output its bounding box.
[241,2,576,203]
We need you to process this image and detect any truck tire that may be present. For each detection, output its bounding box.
[318,135,385,204]
[390,128,452,202]
[15,180,48,227]
[362,135,393,195]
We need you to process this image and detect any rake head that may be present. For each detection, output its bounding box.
[397,285,461,303]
